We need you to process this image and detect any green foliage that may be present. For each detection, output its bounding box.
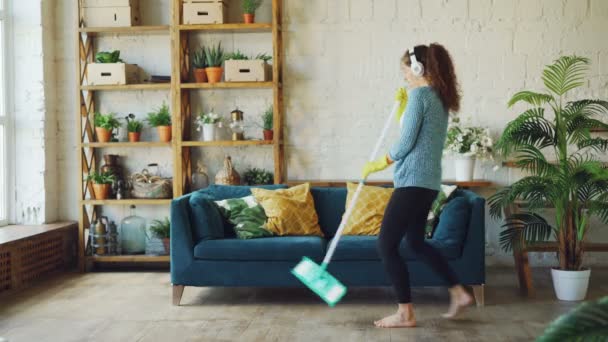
[94,112,121,130]
[242,0,263,14]
[226,50,249,60]
[149,217,170,239]
[243,168,273,185]
[146,103,172,127]
[192,46,206,69]
[125,113,143,133]
[205,42,225,68]
[95,50,123,63]
[536,296,608,341]
[262,105,273,130]
[253,53,272,62]
[489,55,608,270]
[86,171,115,185]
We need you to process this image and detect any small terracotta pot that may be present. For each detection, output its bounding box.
[95,127,113,143]
[157,125,172,142]
[92,183,111,200]
[244,13,255,24]
[193,68,208,83]
[128,132,141,142]
[263,129,273,141]
[205,67,223,84]
[162,238,170,255]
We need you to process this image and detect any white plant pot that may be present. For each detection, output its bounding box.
[202,124,217,142]
[551,268,591,301]
[454,156,475,181]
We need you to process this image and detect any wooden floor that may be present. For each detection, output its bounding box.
[0,267,606,342]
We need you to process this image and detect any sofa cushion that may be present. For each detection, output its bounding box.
[214,195,273,239]
[194,236,327,261]
[329,235,462,261]
[425,184,458,238]
[189,193,225,241]
[432,196,470,248]
[310,187,347,238]
[343,182,394,235]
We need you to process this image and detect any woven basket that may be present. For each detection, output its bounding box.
[131,170,173,199]
[215,156,241,185]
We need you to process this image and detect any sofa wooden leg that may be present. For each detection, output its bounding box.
[472,284,484,307]
[173,285,185,306]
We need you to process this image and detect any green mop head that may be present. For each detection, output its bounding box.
[291,256,347,307]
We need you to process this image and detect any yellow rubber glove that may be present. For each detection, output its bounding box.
[395,87,409,124]
[361,155,393,179]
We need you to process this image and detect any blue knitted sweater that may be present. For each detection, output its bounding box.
[388,86,448,191]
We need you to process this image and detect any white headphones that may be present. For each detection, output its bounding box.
[409,46,424,77]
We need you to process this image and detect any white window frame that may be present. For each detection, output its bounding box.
[0,0,11,227]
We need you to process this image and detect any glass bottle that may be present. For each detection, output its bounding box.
[119,205,147,254]
[191,161,209,191]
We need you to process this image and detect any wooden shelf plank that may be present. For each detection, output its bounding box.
[79,25,170,35]
[87,255,169,263]
[590,128,608,133]
[504,161,608,168]
[0,222,77,245]
[81,83,171,91]
[81,142,172,148]
[178,23,272,32]
[182,140,274,147]
[181,82,274,89]
[286,180,494,188]
[81,199,172,206]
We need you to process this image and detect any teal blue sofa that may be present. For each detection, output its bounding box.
[170,185,486,306]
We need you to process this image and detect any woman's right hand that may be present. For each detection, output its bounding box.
[395,87,408,124]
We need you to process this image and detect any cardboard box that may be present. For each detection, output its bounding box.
[183,1,228,25]
[81,0,136,7]
[87,63,140,85]
[225,60,272,82]
[82,2,140,27]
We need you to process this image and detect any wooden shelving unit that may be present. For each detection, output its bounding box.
[75,0,284,271]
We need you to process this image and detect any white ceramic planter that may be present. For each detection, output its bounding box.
[551,268,591,301]
[454,156,475,181]
[202,123,217,141]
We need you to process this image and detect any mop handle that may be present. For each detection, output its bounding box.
[321,100,401,267]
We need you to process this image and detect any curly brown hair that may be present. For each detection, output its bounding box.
[402,43,461,113]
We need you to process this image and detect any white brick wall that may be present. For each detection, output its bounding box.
[44,0,608,265]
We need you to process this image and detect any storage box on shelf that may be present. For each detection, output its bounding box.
[183,0,228,25]
[87,63,140,85]
[225,60,272,82]
[81,0,141,27]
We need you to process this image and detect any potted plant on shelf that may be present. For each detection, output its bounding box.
[125,113,143,142]
[225,51,272,82]
[261,105,273,141]
[88,50,138,86]
[146,102,172,142]
[86,171,115,200]
[192,46,207,83]
[150,217,171,255]
[205,42,225,84]
[94,112,121,143]
[195,110,223,142]
[444,117,494,181]
[489,56,608,301]
[243,168,273,185]
[242,0,263,23]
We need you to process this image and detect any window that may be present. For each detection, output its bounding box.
[0,0,8,226]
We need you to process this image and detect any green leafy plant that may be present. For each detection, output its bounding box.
[243,168,274,185]
[226,50,249,60]
[86,171,115,185]
[488,56,608,271]
[261,105,273,130]
[146,103,172,127]
[205,42,225,68]
[192,46,206,69]
[95,50,123,63]
[242,0,263,14]
[536,296,608,341]
[149,217,171,239]
[125,113,143,133]
[94,112,121,130]
[253,53,272,62]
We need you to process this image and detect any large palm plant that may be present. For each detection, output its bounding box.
[489,56,608,270]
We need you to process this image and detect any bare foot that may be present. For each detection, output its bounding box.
[442,285,473,319]
[374,305,417,328]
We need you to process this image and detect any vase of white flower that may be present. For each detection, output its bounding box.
[196,110,223,141]
[444,117,494,181]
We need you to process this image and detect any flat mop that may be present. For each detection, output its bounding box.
[291,99,402,307]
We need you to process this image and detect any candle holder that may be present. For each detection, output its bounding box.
[229,108,245,141]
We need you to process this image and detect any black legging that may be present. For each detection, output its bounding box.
[378,186,459,303]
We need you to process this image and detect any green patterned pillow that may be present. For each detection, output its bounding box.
[425,185,458,238]
[214,195,274,239]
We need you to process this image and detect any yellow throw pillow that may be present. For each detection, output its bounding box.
[343,182,394,235]
[251,183,323,236]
